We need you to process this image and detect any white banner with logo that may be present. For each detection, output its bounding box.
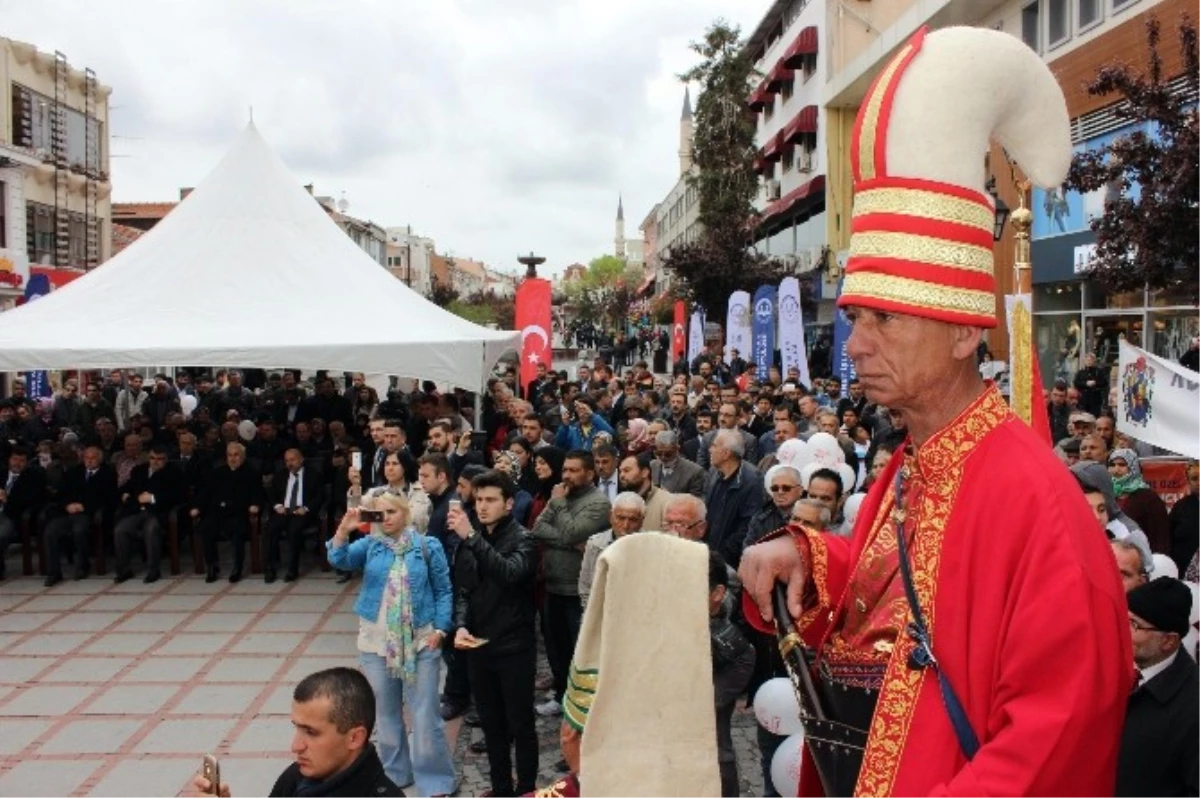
[725,290,752,366]
[1117,340,1199,459]
[778,277,810,387]
[687,309,705,364]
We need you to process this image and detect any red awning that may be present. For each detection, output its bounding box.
[747,83,769,110]
[760,175,826,225]
[762,130,786,162]
[782,105,819,144]
[765,61,794,93]
[781,26,819,69]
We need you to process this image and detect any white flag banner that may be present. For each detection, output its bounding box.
[778,277,810,387]
[687,309,705,364]
[725,291,752,366]
[1117,340,1200,459]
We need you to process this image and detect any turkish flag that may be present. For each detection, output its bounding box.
[516,277,553,396]
[672,301,687,361]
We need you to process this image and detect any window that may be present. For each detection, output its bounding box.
[1077,0,1101,29]
[1047,0,1070,47]
[1021,2,1040,51]
[782,147,794,174]
[781,76,793,101]
[26,202,55,264]
[802,53,816,83]
[764,100,774,122]
[1111,0,1137,11]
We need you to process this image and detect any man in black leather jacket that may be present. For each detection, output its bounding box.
[192,667,404,797]
[448,469,539,797]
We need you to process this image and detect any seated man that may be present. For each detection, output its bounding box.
[0,446,48,579]
[265,448,324,583]
[193,442,262,583]
[192,667,404,797]
[44,446,114,586]
[113,445,183,584]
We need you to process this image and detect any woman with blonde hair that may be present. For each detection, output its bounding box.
[327,492,457,795]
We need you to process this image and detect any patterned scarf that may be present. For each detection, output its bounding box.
[1110,448,1150,498]
[377,528,418,688]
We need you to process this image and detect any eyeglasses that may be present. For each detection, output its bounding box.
[770,484,800,493]
[662,519,703,532]
[1129,617,1165,634]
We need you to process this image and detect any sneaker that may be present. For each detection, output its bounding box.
[535,698,562,717]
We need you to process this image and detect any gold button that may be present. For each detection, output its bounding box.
[855,598,867,614]
[874,640,894,654]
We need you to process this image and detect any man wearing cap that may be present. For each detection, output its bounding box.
[739,27,1129,796]
[1117,578,1198,797]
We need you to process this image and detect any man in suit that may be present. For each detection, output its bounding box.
[0,446,48,578]
[113,445,183,584]
[650,431,705,498]
[193,441,262,583]
[265,448,324,583]
[697,402,759,470]
[43,446,115,586]
[593,444,620,504]
[1116,578,1198,797]
[703,430,763,569]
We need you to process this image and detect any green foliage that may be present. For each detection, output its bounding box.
[662,229,792,318]
[1064,14,1198,295]
[448,291,516,330]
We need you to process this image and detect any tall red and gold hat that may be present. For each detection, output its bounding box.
[837,26,1071,328]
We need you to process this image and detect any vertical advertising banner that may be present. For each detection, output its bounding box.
[777,277,809,388]
[831,279,857,387]
[672,300,687,361]
[751,285,776,377]
[688,309,705,364]
[515,277,553,397]
[22,273,53,399]
[725,291,752,366]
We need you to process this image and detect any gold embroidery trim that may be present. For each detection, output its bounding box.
[1010,299,1034,425]
[853,389,1008,796]
[852,186,994,233]
[793,523,831,635]
[841,272,995,318]
[850,231,994,274]
[857,43,914,181]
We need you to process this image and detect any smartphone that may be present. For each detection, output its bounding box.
[448,499,463,514]
[469,431,488,451]
[359,509,384,523]
[351,451,362,472]
[202,753,220,795]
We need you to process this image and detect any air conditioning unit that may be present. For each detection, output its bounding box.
[797,150,813,173]
[766,180,782,200]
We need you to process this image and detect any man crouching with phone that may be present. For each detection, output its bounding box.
[191,667,404,797]
[447,469,540,796]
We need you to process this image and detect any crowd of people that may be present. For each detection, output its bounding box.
[0,347,1196,796]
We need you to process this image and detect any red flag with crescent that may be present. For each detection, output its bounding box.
[516,277,553,395]
[672,300,687,360]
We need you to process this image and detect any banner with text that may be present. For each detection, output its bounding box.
[21,272,53,399]
[688,309,705,364]
[1117,340,1199,459]
[778,277,809,388]
[725,291,752,366]
[751,285,776,377]
[832,280,857,387]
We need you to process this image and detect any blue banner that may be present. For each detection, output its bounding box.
[752,285,776,377]
[22,274,53,399]
[831,279,857,387]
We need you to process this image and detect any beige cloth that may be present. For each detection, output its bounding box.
[573,532,719,796]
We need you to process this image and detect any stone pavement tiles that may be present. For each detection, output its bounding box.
[0,570,764,796]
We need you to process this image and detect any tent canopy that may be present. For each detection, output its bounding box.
[0,124,519,391]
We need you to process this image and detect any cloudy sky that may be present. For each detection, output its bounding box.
[4,0,764,275]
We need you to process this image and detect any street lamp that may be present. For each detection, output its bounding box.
[518,252,546,279]
[985,177,1011,242]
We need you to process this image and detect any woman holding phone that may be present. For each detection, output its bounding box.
[327,494,458,796]
[349,451,432,532]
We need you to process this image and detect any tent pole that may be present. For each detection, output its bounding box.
[475,348,485,433]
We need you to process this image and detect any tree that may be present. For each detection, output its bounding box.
[563,255,642,331]
[665,20,790,317]
[429,279,459,307]
[1064,13,1198,295]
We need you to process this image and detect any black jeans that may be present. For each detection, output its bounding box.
[114,512,164,575]
[468,646,539,796]
[543,593,583,701]
[201,513,250,571]
[45,513,92,577]
[265,512,315,572]
[716,648,757,797]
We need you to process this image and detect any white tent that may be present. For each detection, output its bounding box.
[0,124,519,391]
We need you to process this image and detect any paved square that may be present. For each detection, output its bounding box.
[0,568,765,796]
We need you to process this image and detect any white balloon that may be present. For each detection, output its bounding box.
[237,419,257,441]
[770,732,806,798]
[836,462,858,495]
[180,394,198,417]
[843,492,866,529]
[806,432,845,467]
[800,462,821,491]
[1189,581,1200,625]
[753,677,804,737]
[776,439,811,470]
[1151,553,1179,580]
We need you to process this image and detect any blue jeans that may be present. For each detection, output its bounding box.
[360,647,457,795]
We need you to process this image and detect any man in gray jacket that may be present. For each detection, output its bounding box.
[530,449,610,716]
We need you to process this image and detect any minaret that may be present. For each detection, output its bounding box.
[679,87,694,175]
[614,194,626,258]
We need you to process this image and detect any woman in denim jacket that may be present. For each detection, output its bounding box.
[328,492,457,796]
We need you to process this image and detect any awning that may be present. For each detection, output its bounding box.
[782,105,819,144]
[747,83,770,111]
[759,175,826,226]
[762,130,786,162]
[781,26,819,69]
[765,61,794,93]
